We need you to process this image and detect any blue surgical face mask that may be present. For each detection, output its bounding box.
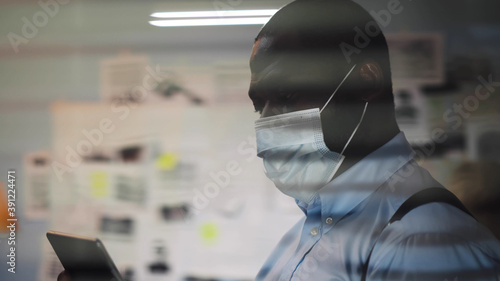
[255,65,368,204]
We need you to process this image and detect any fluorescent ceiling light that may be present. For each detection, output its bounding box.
[150,9,278,19]
[149,9,278,27]
[149,17,271,27]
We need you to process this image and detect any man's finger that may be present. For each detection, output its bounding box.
[57,270,71,281]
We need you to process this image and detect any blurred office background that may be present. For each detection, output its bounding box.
[1,0,500,280]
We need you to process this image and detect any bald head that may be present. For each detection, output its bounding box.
[253,0,394,106]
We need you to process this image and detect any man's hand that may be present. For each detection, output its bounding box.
[57,270,71,281]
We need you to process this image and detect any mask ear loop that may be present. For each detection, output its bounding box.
[320,64,357,113]
[340,101,368,155]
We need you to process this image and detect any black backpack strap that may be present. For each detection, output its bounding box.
[360,188,474,281]
[388,187,474,224]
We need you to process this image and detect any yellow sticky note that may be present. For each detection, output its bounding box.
[199,222,219,246]
[155,153,178,171]
[90,172,108,198]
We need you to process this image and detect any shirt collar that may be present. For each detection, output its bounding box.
[297,132,415,225]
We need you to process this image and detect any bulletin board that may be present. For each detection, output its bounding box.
[41,101,302,281]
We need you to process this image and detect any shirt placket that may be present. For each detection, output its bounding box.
[280,202,323,281]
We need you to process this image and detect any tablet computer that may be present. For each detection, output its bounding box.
[46,231,124,281]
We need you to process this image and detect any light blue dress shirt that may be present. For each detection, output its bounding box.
[256,132,500,281]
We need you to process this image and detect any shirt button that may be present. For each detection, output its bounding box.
[310,227,319,236]
[326,217,333,225]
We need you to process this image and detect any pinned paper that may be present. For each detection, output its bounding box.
[90,172,109,198]
[24,150,52,219]
[155,153,179,171]
[199,222,219,246]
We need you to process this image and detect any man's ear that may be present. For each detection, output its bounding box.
[358,62,384,102]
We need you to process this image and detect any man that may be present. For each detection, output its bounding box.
[250,0,500,280]
[59,1,500,281]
